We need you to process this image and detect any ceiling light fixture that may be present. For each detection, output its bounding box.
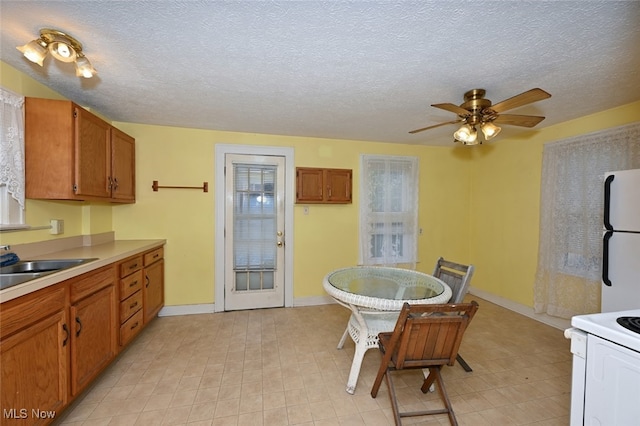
[453,124,479,145]
[17,28,97,78]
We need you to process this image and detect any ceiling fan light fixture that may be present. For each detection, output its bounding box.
[16,39,47,66]
[16,28,95,78]
[480,122,501,140]
[453,124,478,144]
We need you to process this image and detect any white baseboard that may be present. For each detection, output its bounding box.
[293,295,336,307]
[159,296,336,316]
[468,286,570,330]
[158,291,569,332]
[158,304,215,316]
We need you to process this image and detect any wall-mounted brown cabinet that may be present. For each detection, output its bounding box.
[296,167,352,204]
[25,97,135,203]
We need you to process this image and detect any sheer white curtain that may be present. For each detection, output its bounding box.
[534,122,640,318]
[359,155,419,267]
[0,87,25,227]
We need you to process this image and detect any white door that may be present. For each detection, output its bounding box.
[224,154,285,310]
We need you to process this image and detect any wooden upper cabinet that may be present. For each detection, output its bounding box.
[296,167,352,204]
[110,128,136,202]
[25,97,135,203]
[75,107,111,199]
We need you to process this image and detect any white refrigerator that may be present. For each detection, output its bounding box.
[602,168,640,312]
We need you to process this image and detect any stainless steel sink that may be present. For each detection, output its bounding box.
[0,258,98,290]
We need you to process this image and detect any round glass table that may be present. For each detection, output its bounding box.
[324,266,452,393]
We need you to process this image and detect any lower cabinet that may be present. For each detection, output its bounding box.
[0,286,68,426]
[143,247,164,323]
[70,279,117,396]
[0,244,164,425]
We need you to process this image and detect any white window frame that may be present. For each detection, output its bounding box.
[359,155,419,266]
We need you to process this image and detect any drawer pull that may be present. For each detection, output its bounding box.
[153,253,159,259]
[130,301,138,309]
[145,275,150,288]
[130,321,139,330]
[62,324,69,346]
[129,280,138,288]
[75,317,83,337]
[129,263,138,269]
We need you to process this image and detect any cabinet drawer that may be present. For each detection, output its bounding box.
[0,285,67,339]
[119,269,143,300]
[120,255,143,277]
[120,291,142,323]
[119,309,143,346]
[144,247,164,266]
[70,265,115,303]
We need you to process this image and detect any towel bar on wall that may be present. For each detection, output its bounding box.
[152,180,208,192]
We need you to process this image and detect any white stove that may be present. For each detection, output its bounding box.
[565,309,640,425]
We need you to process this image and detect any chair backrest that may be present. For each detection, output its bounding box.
[385,302,479,369]
[432,257,474,303]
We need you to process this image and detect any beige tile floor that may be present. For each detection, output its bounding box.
[56,297,572,425]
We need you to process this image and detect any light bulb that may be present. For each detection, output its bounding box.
[453,124,477,144]
[75,56,97,78]
[49,41,77,62]
[481,122,501,140]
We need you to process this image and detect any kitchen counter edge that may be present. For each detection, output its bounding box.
[0,239,166,303]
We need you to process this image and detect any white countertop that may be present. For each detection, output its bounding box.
[0,239,165,303]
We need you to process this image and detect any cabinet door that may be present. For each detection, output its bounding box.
[74,107,111,199]
[111,128,136,202]
[326,169,352,203]
[70,285,117,396]
[144,259,164,324]
[1,310,68,424]
[296,168,324,202]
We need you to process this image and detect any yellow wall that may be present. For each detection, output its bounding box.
[468,101,640,307]
[111,122,473,305]
[3,60,639,310]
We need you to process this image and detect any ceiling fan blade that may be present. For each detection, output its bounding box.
[489,88,551,113]
[431,103,471,117]
[493,114,546,128]
[409,120,462,134]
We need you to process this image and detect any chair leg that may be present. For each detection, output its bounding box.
[431,367,458,426]
[385,369,403,426]
[456,354,472,372]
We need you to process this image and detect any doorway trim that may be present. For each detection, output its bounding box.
[214,144,295,312]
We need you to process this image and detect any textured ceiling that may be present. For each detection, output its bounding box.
[1,1,639,146]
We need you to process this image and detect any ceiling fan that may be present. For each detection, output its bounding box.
[409,88,551,145]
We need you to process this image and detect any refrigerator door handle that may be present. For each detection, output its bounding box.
[603,174,615,231]
[602,230,613,286]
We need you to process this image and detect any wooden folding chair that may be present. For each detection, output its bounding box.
[433,257,475,372]
[370,301,479,425]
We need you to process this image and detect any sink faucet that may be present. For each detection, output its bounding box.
[0,245,10,251]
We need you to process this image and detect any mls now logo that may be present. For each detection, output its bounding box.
[3,408,56,419]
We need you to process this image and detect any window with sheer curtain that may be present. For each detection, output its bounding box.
[534,122,640,318]
[359,155,419,267]
[0,87,25,228]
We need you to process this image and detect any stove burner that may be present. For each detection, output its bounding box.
[617,317,640,334]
